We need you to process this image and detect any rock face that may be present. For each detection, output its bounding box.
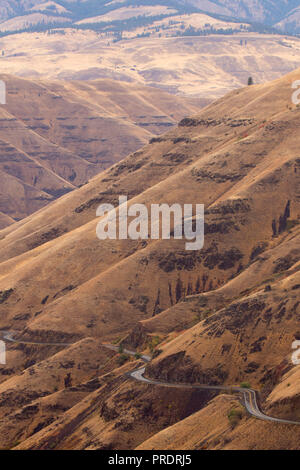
[0,69,299,450]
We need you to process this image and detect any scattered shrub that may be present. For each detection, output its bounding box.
[240,382,251,389]
[228,407,244,428]
[117,354,129,366]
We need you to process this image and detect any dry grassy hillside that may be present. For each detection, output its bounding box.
[127,12,249,39]
[0,212,14,229]
[0,68,299,450]
[0,31,299,98]
[137,394,300,450]
[0,74,199,225]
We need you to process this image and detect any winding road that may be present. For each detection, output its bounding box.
[129,366,300,425]
[2,331,300,426]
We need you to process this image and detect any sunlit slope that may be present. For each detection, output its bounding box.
[0,68,299,342]
[0,68,299,451]
[0,74,199,224]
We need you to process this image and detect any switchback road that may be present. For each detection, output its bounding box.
[2,331,300,425]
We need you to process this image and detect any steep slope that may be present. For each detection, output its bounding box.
[0,211,14,229]
[275,6,300,33]
[0,74,199,225]
[0,1,42,21]
[0,68,299,337]
[0,68,299,450]
[0,0,197,33]
[189,0,300,27]
[137,393,300,450]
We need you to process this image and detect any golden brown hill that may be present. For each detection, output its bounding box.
[0,68,299,450]
[0,74,200,225]
[0,211,14,229]
[0,67,299,338]
[137,394,300,450]
[9,358,215,450]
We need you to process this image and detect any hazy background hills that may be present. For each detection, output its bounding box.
[1,0,300,34]
[0,3,299,224]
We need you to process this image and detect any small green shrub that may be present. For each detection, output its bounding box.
[112,337,122,345]
[148,335,162,353]
[228,407,243,428]
[240,382,251,389]
[117,354,129,366]
[152,349,163,359]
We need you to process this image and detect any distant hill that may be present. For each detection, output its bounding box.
[189,0,300,27]
[193,0,300,34]
[1,0,300,34]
